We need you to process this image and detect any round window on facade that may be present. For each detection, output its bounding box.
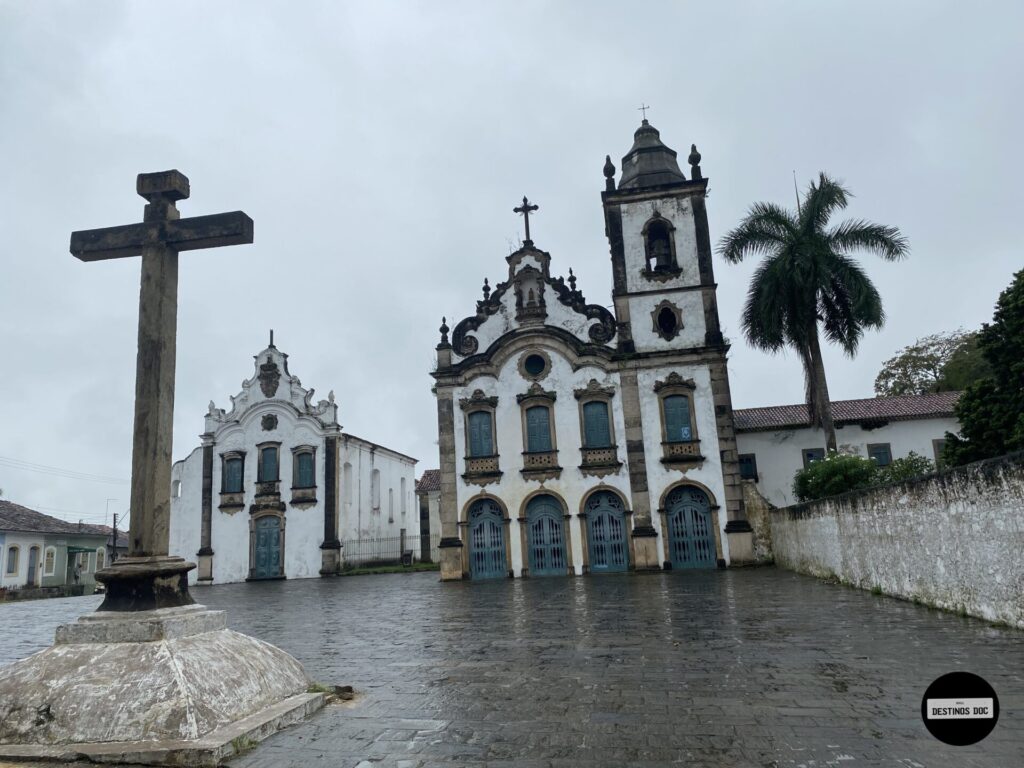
[524,354,546,377]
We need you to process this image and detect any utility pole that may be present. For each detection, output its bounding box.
[106,499,119,564]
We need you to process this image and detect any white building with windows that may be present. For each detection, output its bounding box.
[430,120,756,581]
[169,338,418,584]
[0,500,109,592]
[734,392,961,508]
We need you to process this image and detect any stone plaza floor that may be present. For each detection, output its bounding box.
[1,567,1021,767]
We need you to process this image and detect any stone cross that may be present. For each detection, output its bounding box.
[513,196,539,244]
[70,170,252,609]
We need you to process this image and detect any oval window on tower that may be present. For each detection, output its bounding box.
[657,307,678,337]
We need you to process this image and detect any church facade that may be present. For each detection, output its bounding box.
[431,120,755,580]
[170,338,417,584]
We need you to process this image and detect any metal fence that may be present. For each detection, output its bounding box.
[341,533,441,567]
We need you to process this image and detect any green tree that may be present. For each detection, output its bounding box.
[878,451,935,483]
[720,173,909,451]
[944,269,1024,465]
[792,452,879,502]
[874,330,991,396]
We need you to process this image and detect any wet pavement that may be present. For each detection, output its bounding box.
[1,568,1021,767]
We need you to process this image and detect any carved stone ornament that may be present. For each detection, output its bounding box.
[458,389,499,411]
[573,379,616,401]
[653,372,697,393]
[261,414,278,431]
[258,358,281,398]
[516,382,557,404]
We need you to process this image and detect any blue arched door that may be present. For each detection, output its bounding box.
[665,486,716,569]
[526,495,567,576]
[585,491,628,573]
[252,515,282,579]
[469,499,506,580]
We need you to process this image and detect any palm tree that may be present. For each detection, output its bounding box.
[719,173,909,451]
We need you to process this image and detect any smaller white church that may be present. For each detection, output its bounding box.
[170,336,417,584]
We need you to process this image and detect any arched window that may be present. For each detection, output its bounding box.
[371,468,381,511]
[663,394,693,442]
[643,215,678,273]
[96,548,105,571]
[400,477,407,515]
[467,411,494,457]
[5,546,18,574]
[525,405,553,452]
[582,401,612,448]
[258,445,279,482]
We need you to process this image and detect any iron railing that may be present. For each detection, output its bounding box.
[341,533,441,567]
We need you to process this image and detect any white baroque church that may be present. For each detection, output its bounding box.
[431,119,756,580]
[170,337,417,584]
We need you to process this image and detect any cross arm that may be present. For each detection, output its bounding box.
[70,211,254,261]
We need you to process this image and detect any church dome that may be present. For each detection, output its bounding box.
[618,120,686,189]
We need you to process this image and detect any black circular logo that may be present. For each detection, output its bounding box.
[921,672,999,746]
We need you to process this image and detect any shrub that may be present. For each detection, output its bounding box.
[792,451,880,502]
[878,451,935,484]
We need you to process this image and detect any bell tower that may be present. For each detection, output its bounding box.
[602,119,754,567]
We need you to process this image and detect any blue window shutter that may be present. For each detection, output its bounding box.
[261,447,278,481]
[663,395,692,442]
[224,458,242,492]
[468,411,492,456]
[583,401,611,448]
[526,406,552,452]
[297,453,314,487]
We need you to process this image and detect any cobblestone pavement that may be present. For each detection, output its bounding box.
[1,568,1021,767]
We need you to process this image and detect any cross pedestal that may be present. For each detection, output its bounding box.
[0,171,327,765]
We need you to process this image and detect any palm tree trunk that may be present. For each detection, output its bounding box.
[807,327,838,452]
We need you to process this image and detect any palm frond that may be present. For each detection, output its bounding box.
[718,202,797,264]
[819,255,885,355]
[740,256,789,351]
[828,219,909,261]
[800,173,851,234]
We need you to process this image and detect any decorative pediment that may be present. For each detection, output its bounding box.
[459,389,498,411]
[516,382,557,404]
[448,243,617,358]
[653,372,697,393]
[573,379,616,400]
[204,342,339,431]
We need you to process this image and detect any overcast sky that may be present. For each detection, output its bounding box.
[1,1,1021,526]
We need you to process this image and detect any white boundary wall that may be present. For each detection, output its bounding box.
[769,453,1024,628]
